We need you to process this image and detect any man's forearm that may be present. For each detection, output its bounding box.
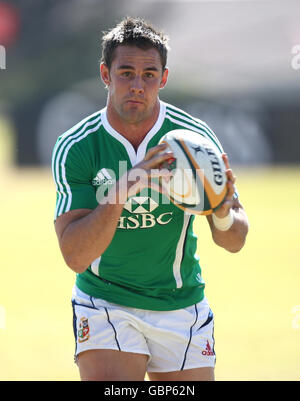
[210,209,249,253]
[60,177,130,273]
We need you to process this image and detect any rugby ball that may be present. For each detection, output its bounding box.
[159,129,228,215]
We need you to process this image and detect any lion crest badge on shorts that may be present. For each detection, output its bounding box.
[78,317,90,343]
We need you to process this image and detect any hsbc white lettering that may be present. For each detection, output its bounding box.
[118,212,173,229]
[119,196,173,229]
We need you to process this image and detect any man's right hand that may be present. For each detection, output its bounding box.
[119,143,174,200]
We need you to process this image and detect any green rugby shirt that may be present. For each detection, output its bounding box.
[52,101,224,311]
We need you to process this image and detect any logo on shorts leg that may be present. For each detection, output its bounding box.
[202,340,214,356]
[78,317,90,343]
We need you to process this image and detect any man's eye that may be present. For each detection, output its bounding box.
[121,71,132,77]
[145,72,154,78]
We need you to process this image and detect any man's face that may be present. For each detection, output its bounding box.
[101,45,168,124]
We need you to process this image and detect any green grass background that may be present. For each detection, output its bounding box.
[0,125,299,380]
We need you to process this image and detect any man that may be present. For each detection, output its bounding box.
[52,17,249,381]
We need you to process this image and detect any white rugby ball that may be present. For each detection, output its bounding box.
[159,129,228,215]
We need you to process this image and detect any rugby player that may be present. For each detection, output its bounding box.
[52,17,249,381]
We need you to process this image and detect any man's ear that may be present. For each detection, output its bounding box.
[159,67,169,89]
[100,62,110,87]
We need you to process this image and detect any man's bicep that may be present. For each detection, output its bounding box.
[55,208,92,242]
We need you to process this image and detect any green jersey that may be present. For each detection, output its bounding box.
[52,101,224,311]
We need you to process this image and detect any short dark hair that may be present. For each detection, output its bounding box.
[101,17,169,71]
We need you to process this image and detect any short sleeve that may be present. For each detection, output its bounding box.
[52,136,98,220]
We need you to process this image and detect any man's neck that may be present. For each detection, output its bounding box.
[106,101,160,151]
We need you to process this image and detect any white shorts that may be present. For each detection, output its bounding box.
[71,285,216,372]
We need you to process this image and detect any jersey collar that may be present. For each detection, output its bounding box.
[101,100,166,166]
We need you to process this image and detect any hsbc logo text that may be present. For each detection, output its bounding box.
[118,211,173,230]
[118,196,173,229]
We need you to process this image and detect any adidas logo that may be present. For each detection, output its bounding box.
[202,340,214,356]
[92,168,115,187]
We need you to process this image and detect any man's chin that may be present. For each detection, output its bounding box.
[121,109,149,124]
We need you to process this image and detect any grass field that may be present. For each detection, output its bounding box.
[0,162,299,381]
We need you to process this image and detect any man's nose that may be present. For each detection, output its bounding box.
[130,76,144,95]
